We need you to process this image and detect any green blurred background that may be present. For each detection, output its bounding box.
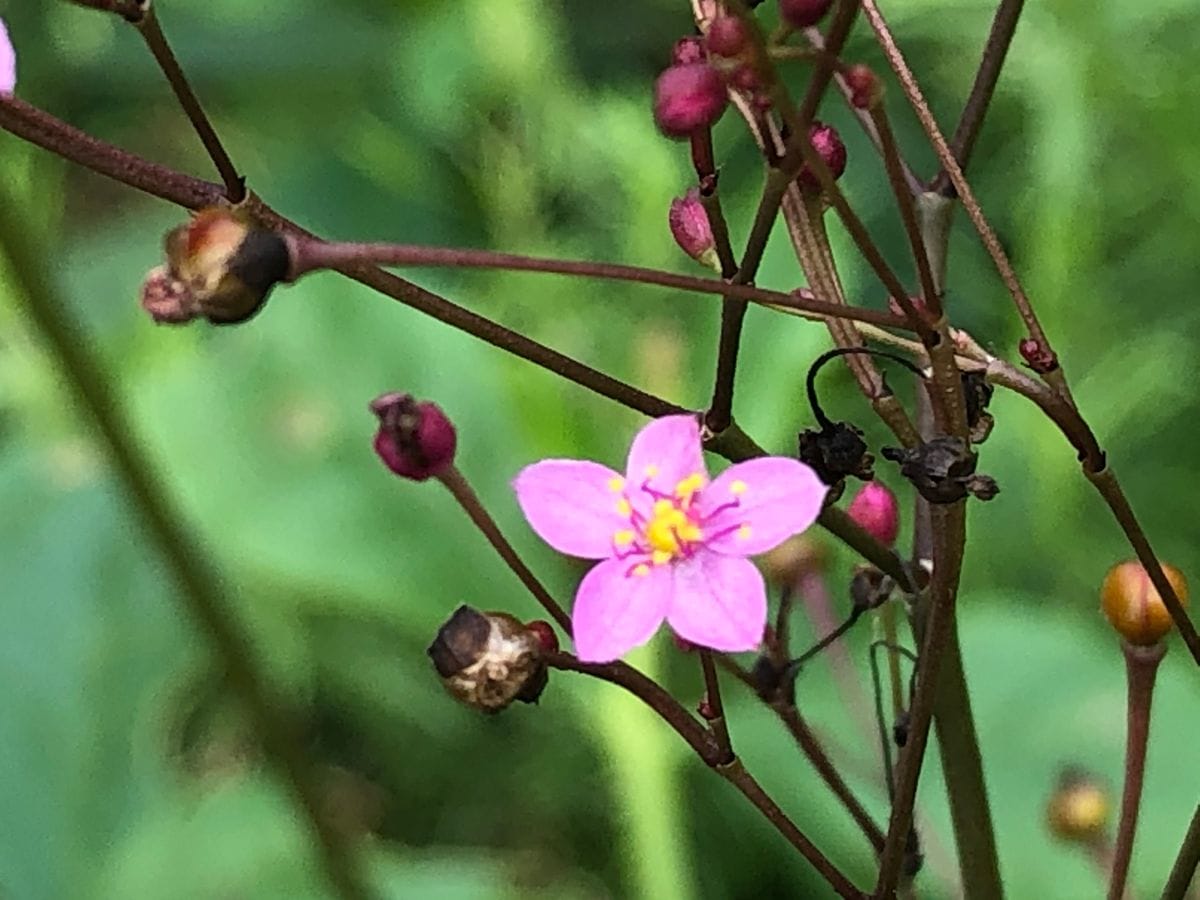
[2,0,1200,897]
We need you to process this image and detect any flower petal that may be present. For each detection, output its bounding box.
[0,19,15,95]
[513,460,629,559]
[625,414,707,496]
[698,457,826,555]
[666,553,766,652]
[572,557,672,662]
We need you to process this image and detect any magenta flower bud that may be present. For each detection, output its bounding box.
[779,0,834,29]
[797,120,847,191]
[846,481,899,546]
[672,36,706,66]
[653,63,728,139]
[706,16,749,58]
[1019,337,1058,374]
[370,392,457,481]
[669,188,720,272]
[0,18,15,95]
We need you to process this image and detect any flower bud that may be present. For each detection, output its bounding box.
[668,188,720,272]
[761,534,828,587]
[779,0,834,29]
[672,36,706,66]
[1100,560,1189,646]
[706,16,750,58]
[1019,337,1058,374]
[729,63,762,93]
[1047,767,1110,845]
[525,620,560,654]
[846,481,899,546]
[151,208,291,325]
[653,63,728,139]
[427,606,548,712]
[1,17,16,95]
[370,392,457,481]
[844,64,881,109]
[796,121,847,191]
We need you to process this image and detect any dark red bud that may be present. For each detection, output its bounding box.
[844,64,882,109]
[779,0,834,29]
[697,697,716,719]
[706,16,750,58]
[370,392,457,481]
[672,36,707,66]
[797,120,847,190]
[653,63,728,139]
[526,620,560,654]
[1018,337,1058,374]
[729,63,761,93]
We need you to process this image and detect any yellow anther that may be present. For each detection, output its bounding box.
[679,522,703,543]
[632,563,651,577]
[615,498,632,517]
[607,476,625,492]
[644,464,659,478]
[737,524,752,541]
[651,550,673,566]
[674,473,706,502]
[614,529,636,547]
[730,480,747,495]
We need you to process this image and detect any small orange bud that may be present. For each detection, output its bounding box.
[1046,768,1110,844]
[1100,560,1189,646]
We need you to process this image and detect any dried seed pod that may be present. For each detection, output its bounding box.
[881,437,998,504]
[427,606,548,712]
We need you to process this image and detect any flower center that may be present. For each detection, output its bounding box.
[610,472,709,566]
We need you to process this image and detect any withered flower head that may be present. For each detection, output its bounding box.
[882,437,998,504]
[427,606,548,712]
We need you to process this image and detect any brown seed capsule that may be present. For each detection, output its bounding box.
[427,606,548,712]
[1100,560,1189,646]
[1047,767,1110,844]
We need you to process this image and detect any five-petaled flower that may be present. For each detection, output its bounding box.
[514,415,826,662]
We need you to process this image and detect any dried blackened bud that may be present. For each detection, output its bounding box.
[706,15,750,57]
[669,188,720,271]
[653,63,728,138]
[881,437,998,504]
[1101,560,1190,646]
[892,710,910,747]
[370,392,457,481]
[846,481,899,546]
[1047,767,1110,845]
[902,826,924,878]
[751,653,784,700]
[427,606,548,712]
[148,207,290,325]
[961,371,995,444]
[1019,337,1058,374]
[850,565,892,612]
[798,421,874,488]
[844,64,881,109]
[779,0,834,29]
[797,121,848,192]
[672,35,707,65]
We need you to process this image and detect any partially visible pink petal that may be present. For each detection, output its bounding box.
[666,553,766,652]
[572,556,673,662]
[625,414,707,496]
[698,457,826,555]
[0,19,15,95]
[514,460,629,559]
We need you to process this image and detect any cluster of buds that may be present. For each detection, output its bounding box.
[140,207,291,325]
[427,606,553,712]
[1100,560,1189,646]
[369,392,457,481]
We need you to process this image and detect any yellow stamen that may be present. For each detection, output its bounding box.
[651,549,673,566]
[615,498,632,517]
[730,480,747,496]
[607,476,625,492]
[737,524,752,541]
[644,464,659,478]
[614,529,636,547]
[632,563,651,577]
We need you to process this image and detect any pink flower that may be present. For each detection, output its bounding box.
[513,415,826,662]
[0,18,16,95]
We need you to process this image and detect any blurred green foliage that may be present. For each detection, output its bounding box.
[2,0,1200,897]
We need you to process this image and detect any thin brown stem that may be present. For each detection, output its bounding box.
[65,0,143,20]
[875,502,966,897]
[287,237,911,331]
[135,5,245,201]
[930,0,1027,196]
[1109,641,1167,900]
[859,0,1050,357]
[436,466,572,634]
[699,650,734,762]
[1162,802,1200,900]
[547,652,865,898]
[0,192,367,900]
